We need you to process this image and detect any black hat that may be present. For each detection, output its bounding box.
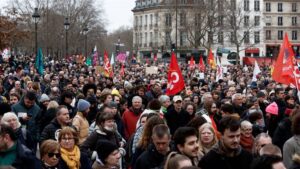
[96,140,118,163]
[256,91,266,98]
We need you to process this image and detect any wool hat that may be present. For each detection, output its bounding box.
[265,102,278,116]
[108,101,118,109]
[77,99,90,112]
[96,140,118,163]
[39,94,50,102]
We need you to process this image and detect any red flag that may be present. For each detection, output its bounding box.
[208,49,216,69]
[104,51,113,77]
[199,55,205,72]
[272,33,296,85]
[189,56,195,69]
[166,52,185,96]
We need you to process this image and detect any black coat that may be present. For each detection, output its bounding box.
[58,152,92,169]
[165,106,191,135]
[198,146,253,169]
[40,119,63,143]
[134,143,166,169]
[272,117,293,150]
[12,141,41,169]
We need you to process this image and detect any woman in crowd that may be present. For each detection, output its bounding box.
[58,126,91,169]
[191,94,201,112]
[92,140,121,169]
[185,102,196,119]
[198,123,218,156]
[240,120,254,152]
[40,139,60,169]
[164,151,193,169]
[1,112,34,151]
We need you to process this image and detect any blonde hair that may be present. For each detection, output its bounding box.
[164,151,191,169]
[199,123,218,153]
[47,100,59,110]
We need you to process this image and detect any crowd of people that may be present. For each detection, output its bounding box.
[0,55,299,169]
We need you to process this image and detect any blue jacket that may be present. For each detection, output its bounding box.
[12,141,41,169]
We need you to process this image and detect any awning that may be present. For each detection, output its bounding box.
[245,48,260,53]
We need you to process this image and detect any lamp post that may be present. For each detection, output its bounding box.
[32,8,40,57]
[83,25,88,57]
[114,37,124,55]
[64,17,70,57]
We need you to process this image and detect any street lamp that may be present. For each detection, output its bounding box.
[32,8,40,57]
[83,25,88,57]
[64,17,70,57]
[114,37,124,55]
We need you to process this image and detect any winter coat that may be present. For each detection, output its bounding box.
[12,97,41,142]
[198,141,253,169]
[272,117,293,150]
[12,141,41,169]
[38,108,57,134]
[40,119,64,143]
[122,107,143,140]
[15,127,35,152]
[72,112,89,145]
[165,105,191,135]
[134,143,167,169]
[283,135,300,168]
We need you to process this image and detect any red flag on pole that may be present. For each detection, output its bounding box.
[104,51,113,77]
[208,49,216,69]
[199,55,205,72]
[189,56,195,69]
[166,52,185,96]
[272,33,296,85]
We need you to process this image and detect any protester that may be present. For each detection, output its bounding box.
[251,155,286,169]
[39,139,60,169]
[164,152,193,169]
[93,140,121,169]
[198,123,218,156]
[72,99,90,145]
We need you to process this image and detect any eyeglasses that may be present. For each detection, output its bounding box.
[48,152,60,158]
[62,137,74,141]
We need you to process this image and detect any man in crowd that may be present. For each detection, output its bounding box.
[72,99,90,145]
[40,105,70,143]
[0,124,40,168]
[173,127,200,166]
[198,116,253,169]
[134,124,171,169]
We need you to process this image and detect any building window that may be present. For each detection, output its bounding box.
[144,33,148,47]
[266,3,271,12]
[135,33,139,47]
[150,32,153,46]
[254,16,260,26]
[278,30,283,40]
[244,16,249,27]
[254,31,260,43]
[150,14,153,26]
[266,30,271,40]
[278,3,283,12]
[218,16,223,27]
[165,31,171,47]
[254,0,260,11]
[218,32,223,44]
[244,0,249,11]
[292,30,298,40]
[140,33,143,47]
[135,16,138,27]
[140,16,143,27]
[145,15,148,26]
[292,3,297,12]
[165,13,172,27]
[244,31,250,44]
[180,31,187,46]
[278,17,283,26]
[180,13,186,26]
[154,31,158,47]
[292,17,297,26]
[155,13,158,26]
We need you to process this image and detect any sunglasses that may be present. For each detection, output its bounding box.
[48,152,60,158]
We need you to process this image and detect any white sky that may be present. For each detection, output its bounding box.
[0,0,135,33]
[101,0,135,33]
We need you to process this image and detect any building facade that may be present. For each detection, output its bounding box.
[132,0,299,62]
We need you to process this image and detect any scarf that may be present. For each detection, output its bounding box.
[240,135,253,152]
[60,146,81,169]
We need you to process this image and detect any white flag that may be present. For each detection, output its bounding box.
[216,57,223,82]
[93,46,97,52]
[252,60,261,82]
[110,53,115,65]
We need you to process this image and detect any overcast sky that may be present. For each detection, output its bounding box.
[0,0,135,33]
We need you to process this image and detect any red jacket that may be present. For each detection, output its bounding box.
[122,107,142,140]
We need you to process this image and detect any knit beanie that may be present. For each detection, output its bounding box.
[96,140,118,163]
[77,99,90,112]
[39,94,50,102]
[265,102,278,116]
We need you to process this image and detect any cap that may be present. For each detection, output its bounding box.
[173,95,182,102]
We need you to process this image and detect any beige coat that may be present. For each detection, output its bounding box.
[72,111,89,145]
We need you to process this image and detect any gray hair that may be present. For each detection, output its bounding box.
[1,112,21,129]
[201,92,212,103]
[158,95,170,103]
[132,96,142,102]
[232,93,242,102]
[241,120,253,129]
[47,100,59,110]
